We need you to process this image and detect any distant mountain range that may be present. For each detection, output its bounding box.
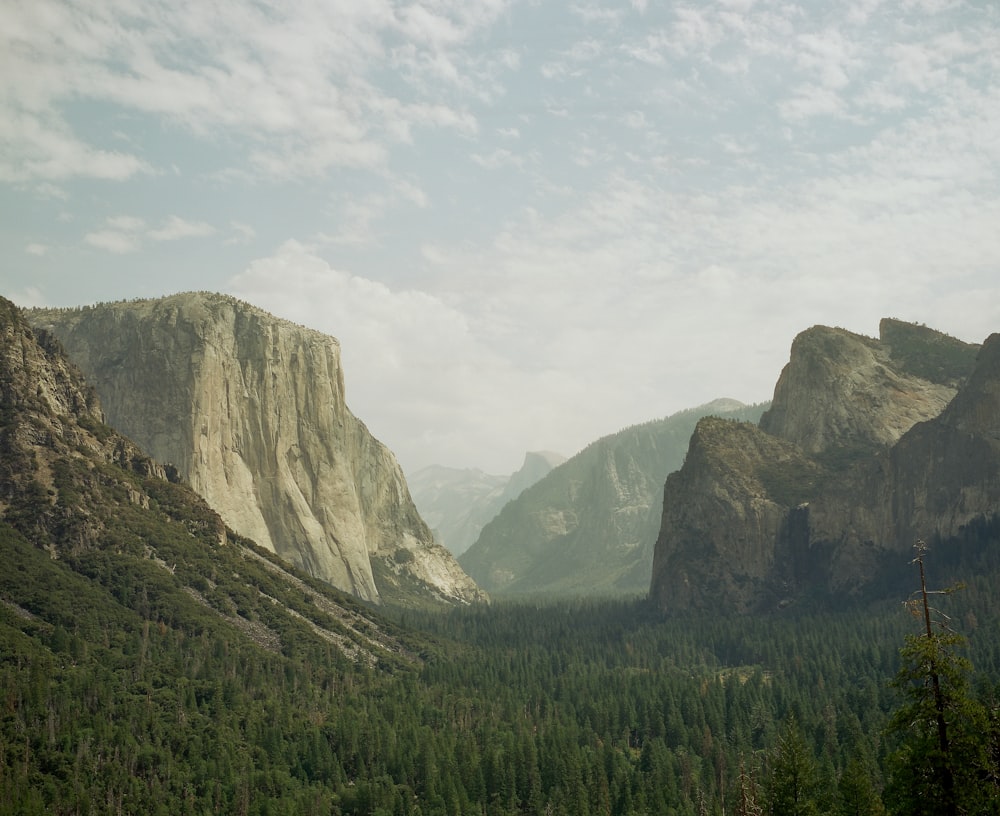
[408,451,566,556]
[458,399,768,596]
[19,291,999,617]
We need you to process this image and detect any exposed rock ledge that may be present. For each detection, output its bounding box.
[30,293,485,606]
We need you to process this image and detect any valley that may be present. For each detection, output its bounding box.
[3,294,1000,814]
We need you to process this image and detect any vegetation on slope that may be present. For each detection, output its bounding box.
[460,400,768,597]
[5,521,1000,814]
[5,298,1000,814]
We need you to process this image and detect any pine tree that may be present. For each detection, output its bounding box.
[764,716,820,816]
[884,541,995,816]
[835,756,884,816]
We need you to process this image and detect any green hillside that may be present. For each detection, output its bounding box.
[5,298,1000,814]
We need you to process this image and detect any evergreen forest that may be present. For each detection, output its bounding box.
[4,507,1000,815]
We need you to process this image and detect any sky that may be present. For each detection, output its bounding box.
[3,0,1000,477]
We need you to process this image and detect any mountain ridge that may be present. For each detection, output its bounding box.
[29,292,484,607]
[409,450,566,556]
[651,319,989,614]
[460,398,768,596]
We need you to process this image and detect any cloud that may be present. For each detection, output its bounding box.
[107,216,146,232]
[226,221,256,245]
[84,214,216,254]
[317,177,430,247]
[84,229,142,255]
[25,243,49,256]
[779,84,846,121]
[226,241,520,470]
[148,216,216,242]
[0,110,149,182]
[0,0,497,182]
[471,148,524,169]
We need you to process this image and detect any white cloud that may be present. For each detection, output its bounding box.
[107,216,146,232]
[471,148,524,169]
[572,5,625,26]
[0,0,495,182]
[148,216,216,242]
[227,241,525,470]
[779,84,846,120]
[318,176,430,246]
[84,229,142,255]
[226,221,256,245]
[623,111,647,129]
[33,183,69,200]
[83,214,216,254]
[0,110,149,182]
[25,243,48,256]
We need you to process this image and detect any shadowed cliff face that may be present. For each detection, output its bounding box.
[460,399,766,597]
[649,417,817,614]
[652,320,988,615]
[30,293,484,606]
[0,298,209,554]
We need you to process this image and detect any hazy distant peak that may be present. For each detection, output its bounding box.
[521,450,568,469]
[697,397,748,414]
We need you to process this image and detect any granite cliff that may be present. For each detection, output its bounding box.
[650,319,988,614]
[0,294,415,670]
[460,399,767,596]
[29,293,483,606]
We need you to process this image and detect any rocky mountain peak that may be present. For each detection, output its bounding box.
[934,333,1000,438]
[29,292,483,607]
[759,323,973,455]
[651,319,989,615]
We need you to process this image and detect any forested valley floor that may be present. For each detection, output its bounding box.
[4,521,1000,815]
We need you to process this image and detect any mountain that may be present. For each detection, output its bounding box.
[409,450,566,556]
[0,295,412,660]
[459,399,767,596]
[28,293,483,607]
[650,319,989,614]
[0,295,449,810]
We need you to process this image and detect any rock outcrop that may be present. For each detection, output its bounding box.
[409,451,565,556]
[0,297,220,554]
[29,293,484,606]
[460,399,767,596]
[1,295,417,670]
[651,320,988,614]
[759,321,961,454]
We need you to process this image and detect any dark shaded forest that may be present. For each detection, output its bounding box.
[3,513,1000,815]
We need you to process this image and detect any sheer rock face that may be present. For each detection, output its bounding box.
[652,321,988,614]
[759,321,960,454]
[460,400,766,596]
[649,418,818,614]
[30,293,484,605]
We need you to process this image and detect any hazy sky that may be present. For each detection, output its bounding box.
[3,0,999,476]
